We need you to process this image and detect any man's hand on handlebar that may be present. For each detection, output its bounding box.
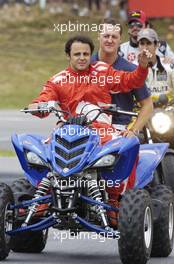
[28,103,39,110]
[27,103,44,115]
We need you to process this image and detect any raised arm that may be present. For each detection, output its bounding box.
[108,49,152,93]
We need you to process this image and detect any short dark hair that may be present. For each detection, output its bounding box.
[101,18,122,35]
[65,35,95,56]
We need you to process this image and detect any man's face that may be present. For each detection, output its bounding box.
[68,42,91,71]
[99,23,121,54]
[128,20,145,39]
[138,38,157,56]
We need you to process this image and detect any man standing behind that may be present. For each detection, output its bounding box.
[92,18,153,137]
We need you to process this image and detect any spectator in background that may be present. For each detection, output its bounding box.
[79,0,102,17]
[49,0,63,14]
[120,10,174,64]
[138,28,174,102]
[119,0,128,21]
[102,0,121,18]
[79,0,112,17]
[102,0,111,18]
[88,0,100,11]
[70,0,82,16]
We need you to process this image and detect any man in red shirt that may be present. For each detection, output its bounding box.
[28,35,152,226]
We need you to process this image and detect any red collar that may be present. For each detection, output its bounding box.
[66,66,91,76]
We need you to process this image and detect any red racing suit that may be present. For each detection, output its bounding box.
[32,61,148,120]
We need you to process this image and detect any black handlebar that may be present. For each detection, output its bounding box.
[102,107,138,117]
[21,104,138,125]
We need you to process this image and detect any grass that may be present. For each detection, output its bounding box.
[0,150,15,157]
[0,4,174,109]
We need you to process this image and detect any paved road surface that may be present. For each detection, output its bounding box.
[0,157,23,183]
[0,228,173,264]
[0,110,57,151]
[0,158,174,264]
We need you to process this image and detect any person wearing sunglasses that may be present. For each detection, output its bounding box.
[120,10,174,65]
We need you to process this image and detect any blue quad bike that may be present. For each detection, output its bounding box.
[0,102,174,264]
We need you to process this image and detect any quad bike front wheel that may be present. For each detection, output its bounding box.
[118,189,153,264]
[10,178,48,253]
[150,184,174,257]
[0,182,14,261]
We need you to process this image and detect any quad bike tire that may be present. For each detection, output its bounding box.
[118,189,153,264]
[150,184,174,257]
[11,178,36,202]
[162,153,174,192]
[10,178,48,253]
[0,182,14,260]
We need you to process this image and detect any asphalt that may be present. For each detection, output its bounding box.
[0,157,23,184]
[0,110,57,151]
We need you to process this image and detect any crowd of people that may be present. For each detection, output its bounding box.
[0,0,127,19]
[47,0,122,17]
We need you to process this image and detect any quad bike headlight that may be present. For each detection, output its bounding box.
[26,151,47,167]
[92,154,116,168]
[151,112,172,134]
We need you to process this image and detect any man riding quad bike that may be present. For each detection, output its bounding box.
[0,102,173,264]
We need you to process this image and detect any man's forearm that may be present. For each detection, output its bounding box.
[130,97,153,132]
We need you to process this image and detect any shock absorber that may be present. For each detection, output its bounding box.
[88,179,102,201]
[23,177,51,226]
[88,179,108,227]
